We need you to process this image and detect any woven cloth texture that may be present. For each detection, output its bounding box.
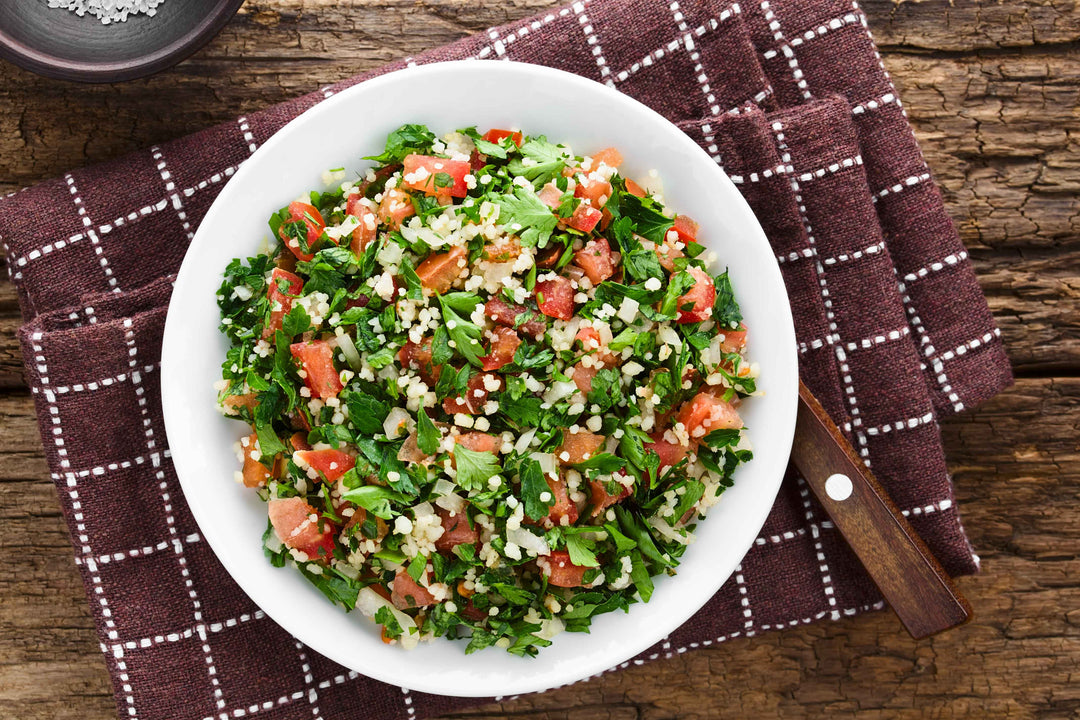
[3,0,1012,718]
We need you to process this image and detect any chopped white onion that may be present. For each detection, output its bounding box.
[433,478,458,496]
[412,501,434,518]
[529,452,556,477]
[507,525,550,557]
[648,516,694,545]
[355,588,420,649]
[542,380,577,404]
[336,332,363,372]
[536,616,565,641]
[383,407,411,439]
[514,429,537,454]
[434,492,466,515]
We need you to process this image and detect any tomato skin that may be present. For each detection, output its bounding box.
[542,476,578,526]
[483,238,521,262]
[279,202,325,262]
[290,340,343,399]
[435,508,480,553]
[558,431,605,464]
[535,276,574,320]
[480,326,521,371]
[346,195,378,254]
[574,238,616,284]
[590,147,624,168]
[676,392,743,441]
[443,372,501,415]
[289,432,311,452]
[566,203,603,233]
[402,154,470,199]
[544,550,589,588]
[656,237,685,272]
[624,178,647,197]
[676,266,717,324]
[574,177,612,208]
[719,324,748,353]
[377,188,415,230]
[538,182,563,210]
[483,297,546,338]
[455,432,500,454]
[672,214,699,244]
[223,393,259,416]
[241,432,276,488]
[264,268,304,340]
[482,128,523,147]
[267,497,336,561]
[398,337,441,385]
[415,245,466,295]
[589,476,632,518]
[391,569,437,610]
[295,448,355,483]
[643,434,690,472]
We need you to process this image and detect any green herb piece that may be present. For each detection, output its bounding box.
[519,457,555,521]
[495,187,559,248]
[365,123,436,164]
[453,445,502,492]
[416,407,441,456]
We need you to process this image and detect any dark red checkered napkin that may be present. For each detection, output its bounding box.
[4,0,1012,718]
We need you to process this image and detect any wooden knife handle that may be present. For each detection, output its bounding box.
[790,380,972,639]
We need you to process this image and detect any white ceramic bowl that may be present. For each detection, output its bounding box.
[161,61,798,697]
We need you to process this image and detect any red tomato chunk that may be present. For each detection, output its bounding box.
[279,201,325,262]
[574,238,616,284]
[345,195,378,254]
[566,203,603,233]
[482,128,524,147]
[416,245,466,295]
[268,497,336,561]
[402,154,470,199]
[676,392,743,442]
[398,337,441,385]
[295,448,355,483]
[480,326,521,371]
[290,340,343,399]
[442,373,501,415]
[676,266,716,324]
[377,188,415,230]
[435,508,480,553]
[535,276,574,321]
[391,569,437,610]
[484,297,546,338]
[544,550,589,588]
[264,267,303,339]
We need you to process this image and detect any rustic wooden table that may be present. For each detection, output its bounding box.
[0,1,1076,718]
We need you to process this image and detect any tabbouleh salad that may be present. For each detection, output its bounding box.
[215,124,757,656]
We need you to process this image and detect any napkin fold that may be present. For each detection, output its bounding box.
[4,0,1011,718]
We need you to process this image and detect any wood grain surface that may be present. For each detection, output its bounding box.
[0,1,1077,718]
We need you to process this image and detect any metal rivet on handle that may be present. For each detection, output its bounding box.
[825,473,853,502]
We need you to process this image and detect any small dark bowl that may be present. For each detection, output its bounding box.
[0,0,245,83]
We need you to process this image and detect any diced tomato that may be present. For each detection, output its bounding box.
[676,391,743,442]
[575,326,618,368]
[719,323,748,353]
[558,431,605,464]
[435,508,480,553]
[468,148,485,172]
[346,195,378,254]
[538,182,563,210]
[589,476,632,517]
[535,245,562,269]
[571,362,599,394]
[590,147,624,168]
[672,214,699,244]
[535,276,574,320]
[656,237,685,272]
[483,238,522,262]
[480,327,521,371]
[263,267,304,339]
[342,507,389,540]
[643,434,690,472]
[290,340,343,399]
[398,431,435,465]
[267,497,336,561]
[295,448,355,483]
[574,238,616,284]
[544,550,589,588]
[455,432,500,454]
[241,432,276,488]
[566,203,603,233]
[398,337,441,385]
[278,201,325,262]
[416,245,466,295]
[676,266,716,324]
[484,297,546,338]
[289,432,311,452]
[223,393,259,416]
[402,154,470,199]
[574,176,612,208]
[443,372,501,415]
[625,178,647,197]
[391,569,437,610]
[482,128,523,147]
[377,188,415,230]
[541,476,578,526]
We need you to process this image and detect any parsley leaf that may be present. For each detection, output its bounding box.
[586,368,623,412]
[519,457,555,521]
[254,422,286,461]
[495,187,558,248]
[702,428,742,448]
[575,452,626,474]
[621,193,674,243]
[659,270,697,318]
[374,606,404,638]
[624,249,664,283]
[453,445,501,492]
[437,295,485,367]
[281,303,311,338]
[416,408,441,456]
[713,270,743,329]
[339,483,403,520]
[506,137,567,185]
[343,393,389,435]
[564,533,600,568]
[364,123,436,164]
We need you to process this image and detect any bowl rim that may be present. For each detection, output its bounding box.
[161,59,799,696]
[0,0,245,83]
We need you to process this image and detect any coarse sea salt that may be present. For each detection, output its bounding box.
[45,0,167,25]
